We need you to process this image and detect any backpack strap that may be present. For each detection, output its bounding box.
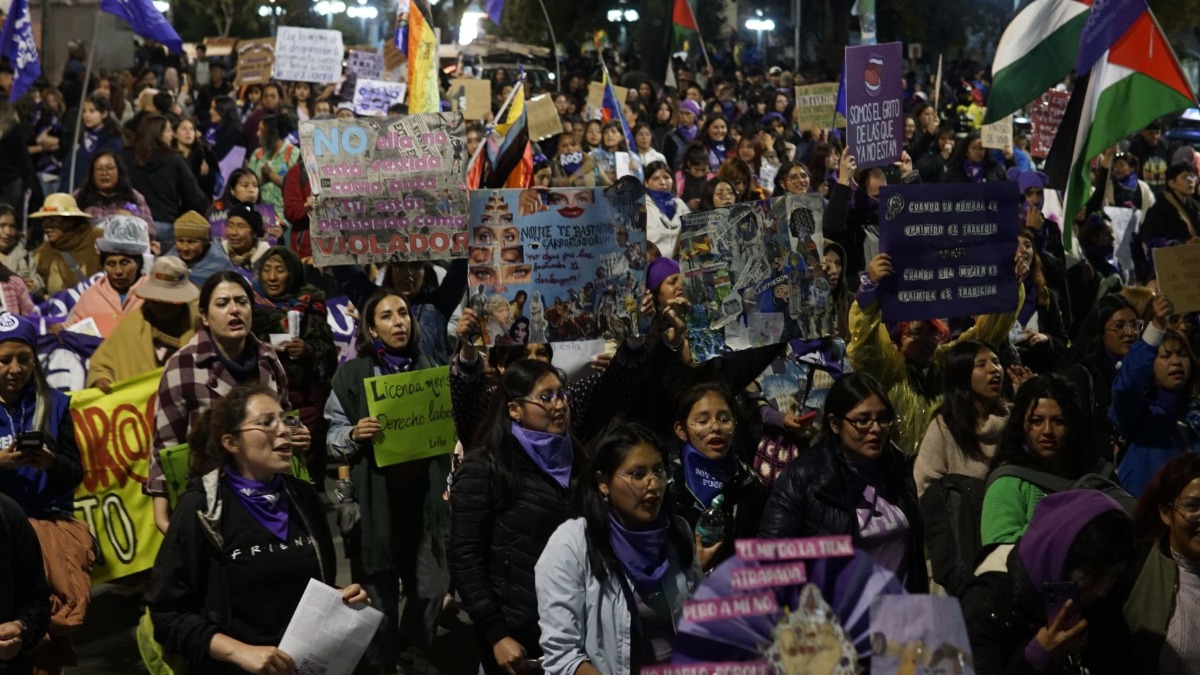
[986,464,1074,494]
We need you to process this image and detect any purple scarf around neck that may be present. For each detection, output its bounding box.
[647,189,678,220]
[224,468,290,540]
[678,124,698,144]
[510,422,573,488]
[963,160,986,183]
[374,338,414,374]
[608,510,670,596]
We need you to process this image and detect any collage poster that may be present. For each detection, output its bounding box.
[678,195,836,363]
[300,112,470,265]
[466,182,647,345]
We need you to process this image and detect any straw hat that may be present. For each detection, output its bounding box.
[28,194,91,220]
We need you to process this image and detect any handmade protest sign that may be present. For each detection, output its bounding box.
[235,38,275,87]
[465,182,647,345]
[353,78,408,116]
[273,26,344,83]
[300,112,469,265]
[982,114,1012,150]
[587,81,628,114]
[794,82,845,131]
[527,94,564,141]
[364,366,454,467]
[449,78,492,121]
[1030,88,1070,159]
[1155,244,1200,314]
[878,181,1021,323]
[844,42,904,168]
[347,49,384,79]
[678,195,835,363]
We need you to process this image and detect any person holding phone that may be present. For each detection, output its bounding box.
[962,490,1136,674]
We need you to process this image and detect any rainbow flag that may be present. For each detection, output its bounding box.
[407,0,440,113]
[600,64,635,150]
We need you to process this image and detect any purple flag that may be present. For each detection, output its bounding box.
[1075,0,1147,75]
[101,0,182,54]
[0,0,40,99]
[486,0,506,25]
[877,181,1022,323]
[844,42,903,169]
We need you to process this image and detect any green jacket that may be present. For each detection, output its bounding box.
[980,475,1047,547]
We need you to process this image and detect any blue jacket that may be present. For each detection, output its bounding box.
[1111,324,1200,497]
[0,386,83,517]
[168,240,236,289]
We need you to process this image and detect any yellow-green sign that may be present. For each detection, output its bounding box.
[364,366,454,467]
[794,82,845,131]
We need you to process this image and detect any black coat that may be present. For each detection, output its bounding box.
[448,440,576,671]
[121,149,211,224]
[0,493,49,674]
[961,547,1134,675]
[669,450,769,569]
[758,442,928,592]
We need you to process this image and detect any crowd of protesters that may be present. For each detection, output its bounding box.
[0,31,1195,675]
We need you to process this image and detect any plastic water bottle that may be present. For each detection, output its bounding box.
[695,494,728,547]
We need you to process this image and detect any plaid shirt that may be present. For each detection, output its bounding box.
[144,330,288,496]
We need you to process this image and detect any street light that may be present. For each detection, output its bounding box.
[459,3,486,45]
[607,2,639,52]
[258,2,285,35]
[152,0,169,11]
[745,9,775,66]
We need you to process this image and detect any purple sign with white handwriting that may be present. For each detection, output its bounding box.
[844,42,904,169]
[878,181,1021,323]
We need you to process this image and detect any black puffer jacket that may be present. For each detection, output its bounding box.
[448,439,577,673]
[757,442,928,592]
[669,451,768,569]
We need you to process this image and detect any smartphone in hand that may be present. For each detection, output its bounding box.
[1043,580,1081,628]
[15,431,47,455]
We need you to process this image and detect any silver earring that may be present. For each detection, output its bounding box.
[601,492,609,502]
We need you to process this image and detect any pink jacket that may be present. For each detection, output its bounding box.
[66,276,145,338]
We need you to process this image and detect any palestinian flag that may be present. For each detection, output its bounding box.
[673,0,699,53]
[984,0,1091,123]
[1044,9,1194,246]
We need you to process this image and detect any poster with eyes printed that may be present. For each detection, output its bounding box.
[466,182,647,346]
[678,195,836,363]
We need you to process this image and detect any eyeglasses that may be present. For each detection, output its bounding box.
[519,390,570,410]
[239,413,302,435]
[617,467,669,489]
[1106,320,1144,335]
[838,415,895,433]
[1172,500,1200,518]
[688,415,735,432]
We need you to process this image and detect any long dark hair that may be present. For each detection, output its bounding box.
[948,131,992,173]
[673,383,738,447]
[469,360,583,506]
[935,340,1004,462]
[1064,294,1136,375]
[199,271,254,319]
[76,150,138,209]
[699,177,737,211]
[212,95,241,128]
[1134,453,1200,543]
[772,160,809,197]
[581,422,693,584]
[220,168,261,207]
[355,288,421,360]
[1018,227,1050,308]
[188,382,276,476]
[990,374,1097,477]
[132,114,174,165]
[822,373,895,450]
[83,93,123,139]
[715,158,755,202]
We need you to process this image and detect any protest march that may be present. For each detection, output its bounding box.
[0,0,1199,673]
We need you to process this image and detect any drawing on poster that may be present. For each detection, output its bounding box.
[466,181,647,345]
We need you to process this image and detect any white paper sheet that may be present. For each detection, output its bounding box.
[277,579,384,675]
[550,338,607,383]
[615,151,633,179]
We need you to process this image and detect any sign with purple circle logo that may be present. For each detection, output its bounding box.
[845,42,903,168]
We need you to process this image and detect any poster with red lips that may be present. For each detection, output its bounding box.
[844,42,904,169]
[465,183,648,346]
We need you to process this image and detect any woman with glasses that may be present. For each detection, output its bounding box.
[1110,294,1200,498]
[644,161,689,258]
[699,177,738,211]
[669,384,768,571]
[980,374,1111,546]
[450,359,585,675]
[147,272,300,534]
[150,383,369,675]
[759,373,927,590]
[1064,294,1141,453]
[325,288,442,664]
[1125,453,1200,673]
[770,161,811,197]
[536,423,701,673]
[73,149,154,226]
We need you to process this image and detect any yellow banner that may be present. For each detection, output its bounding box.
[70,369,164,583]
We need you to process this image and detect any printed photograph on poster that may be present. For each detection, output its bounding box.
[300,112,470,266]
[465,181,647,346]
[878,181,1021,323]
[677,195,836,364]
[844,42,904,168]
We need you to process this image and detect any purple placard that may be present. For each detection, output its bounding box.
[878,181,1022,323]
[844,42,904,168]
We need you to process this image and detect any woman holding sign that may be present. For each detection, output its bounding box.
[536,423,701,673]
[325,288,443,663]
[150,382,370,675]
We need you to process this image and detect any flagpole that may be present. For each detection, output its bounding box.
[466,71,526,179]
[534,0,561,92]
[67,7,103,194]
[682,0,713,75]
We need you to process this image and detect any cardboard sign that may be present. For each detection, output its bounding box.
[587,81,628,113]
[363,367,455,467]
[448,78,492,120]
[347,49,383,79]
[352,78,408,116]
[527,94,564,140]
[235,38,275,87]
[794,82,844,131]
[1030,88,1070,159]
[273,26,344,84]
[300,112,470,265]
[981,113,1012,150]
[878,181,1022,323]
[844,42,904,168]
[466,184,648,345]
[907,43,922,60]
[1155,244,1200,314]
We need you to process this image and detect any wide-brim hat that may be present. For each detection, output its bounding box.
[136,256,199,304]
[29,193,91,220]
